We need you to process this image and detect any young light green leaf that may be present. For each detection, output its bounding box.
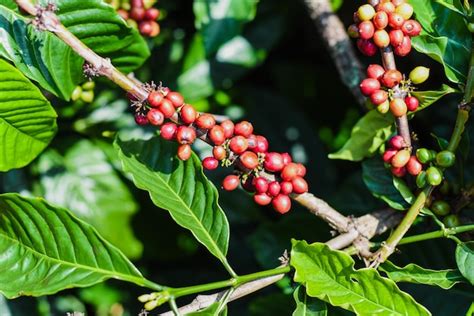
[291,240,430,316]
[0,193,160,298]
[380,261,467,290]
[115,136,232,271]
[456,242,474,285]
[0,59,57,171]
[293,286,327,316]
[412,85,459,113]
[329,110,394,161]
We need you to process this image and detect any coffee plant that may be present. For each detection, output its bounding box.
[0,0,473,314]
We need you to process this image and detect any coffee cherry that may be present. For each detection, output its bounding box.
[357,39,377,56]
[368,0,380,6]
[254,135,269,153]
[241,177,255,192]
[376,2,395,13]
[395,3,413,20]
[358,4,376,21]
[360,78,381,96]
[220,120,234,138]
[443,214,460,228]
[229,136,248,154]
[436,150,456,168]
[353,11,361,23]
[139,21,154,36]
[267,181,281,197]
[222,175,240,191]
[158,98,176,118]
[358,21,375,40]
[281,152,292,166]
[117,9,129,20]
[431,200,451,216]
[281,163,300,181]
[130,7,145,20]
[144,8,160,20]
[416,148,433,164]
[391,0,406,6]
[272,194,291,214]
[409,66,430,84]
[264,152,284,172]
[367,64,385,80]
[426,166,443,186]
[370,90,389,105]
[391,166,407,178]
[377,100,390,114]
[292,177,308,194]
[180,105,197,124]
[234,121,254,137]
[196,114,216,130]
[383,148,398,163]
[280,181,293,195]
[388,13,404,29]
[203,157,219,170]
[212,146,226,161]
[389,29,404,47]
[177,144,192,161]
[405,96,419,111]
[254,193,272,206]
[394,36,412,56]
[160,122,177,140]
[373,11,389,29]
[176,126,197,144]
[167,92,184,108]
[392,149,410,168]
[147,108,165,126]
[134,113,148,125]
[148,91,164,107]
[389,135,405,150]
[416,171,427,188]
[253,177,269,193]
[208,125,226,145]
[239,151,259,169]
[296,163,307,177]
[406,156,422,176]
[390,98,407,117]
[348,24,360,38]
[373,29,390,47]
[381,70,402,88]
[402,20,421,37]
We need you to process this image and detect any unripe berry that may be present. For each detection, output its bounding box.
[426,166,443,186]
[389,29,404,47]
[147,108,164,126]
[229,136,248,154]
[203,157,219,170]
[367,64,385,80]
[406,156,423,176]
[443,214,461,228]
[348,24,359,38]
[176,126,197,144]
[253,177,269,193]
[357,4,376,21]
[358,21,375,40]
[391,166,407,178]
[148,21,160,37]
[401,20,421,37]
[167,92,184,108]
[360,78,381,96]
[222,175,240,191]
[431,200,451,216]
[373,11,388,29]
[416,171,427,188]
[234,121,254,137]
[377,100,390,114]
[158,98,176,118]
[390,98,407,117]
[409,66,430,84]
[388,13,404,29]
[357,39,377,56]
[208,125,226,145]
[373,29,390,47]
[213,146,227,160]
[416,148,433,164]
[160,122,177,140]
[180,105,197,124]
[281,163,300,181]
[435,150,456,168]
[394,36,411,56]
[148,91,164,107]
[272,194,291,214]
[405,96,419,111]
[239,151,259,169]
[389,135,405,150]
[254,193,272,206]
[281,152,292,165]
[267,181,281,197]
[370,90,388,105]
[196,114,216,130]
[292,177,308,194]
[220,120,234,138]
[395,3,413,20]
[376,2,395,14]
[383,148,398,163]
[177,144,192,161]
[391,149,410,168]
[254,135,269,153]
[144,8,160,20]
[280,181,293,195]
[264,152,284,172]
[381,69,402,88]
[135,113,148,125]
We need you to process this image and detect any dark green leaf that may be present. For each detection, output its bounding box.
[412,85,459,113]
[392,177,415,205]
[293,286,327,316]
[0,59,57,171]
[455,241,474,285]
[290,240,430,316]
[328,110,394,161]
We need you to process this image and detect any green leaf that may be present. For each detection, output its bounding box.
[0,193,158,298]
[412,85,459,113]
[55,0,150,73]
[362,157,410,210]
[188,302,227,315]
[380,261,466,290]
[34,139,143,259]
[328,110,394,161]
[115,136,232,270]
[290,240,430,316]
[456,242,474,285]
[434,0,465,16]
[293,286,327,316]
[0,59,57,171]
[392,177,415,205]
[0,5,83,99]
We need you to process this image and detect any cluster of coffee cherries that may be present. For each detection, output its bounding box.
[132,86,309,214]
[71,81,95,103]
[116,0,160,37]
[360,65,430,116]
[348,1,421,56]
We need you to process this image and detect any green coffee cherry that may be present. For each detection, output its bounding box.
[377,100,390,114]
[431,200,451,216]
[80,90,94,103]
[426,166,443,186]
[409,66,430,84]
[416,171,427,188]
[416,148,432,164]
[82,81,95,90]
[443,214,461,228]
[468,23,474,33]
[435,150,456,168]
[71,86,82,101]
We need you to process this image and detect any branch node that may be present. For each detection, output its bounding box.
[31,2,59,31]
[278,250,289,266]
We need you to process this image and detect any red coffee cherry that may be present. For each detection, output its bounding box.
[177,144,192,161]
[208,125,226,145]
[367,64,385,80]
[401,20,421,37]
[229,136,248,154]
[267,181,281,197]
[391,166,407,178]
[272,194,291,214]
[220,120,235,138]
[281,152,292,165]
[405,96,419,111]
[394,36,412,56]
[203,157,219,170]
[247,134,258,149]
[373,11,388,29]
[390,98,408,117]
[196,114,216,130]
[134,113,148,125]
[292,177,308,194]
[254,193,272,206]
[144,8,160,20]
[166,92,184,108]
[148,91,164,107]
[406,156,423,176]
[373,29,390,47]
[392,149,411,168]
[358,21,375,40]
[176,126,197,144]
[139,21,154,36]
[357,39,377,56]
[130,7,145,20]
[383,148,398,163]
[222,175,240,191]
[360,78,381,96]
[253,177,269,194]
[388,12,405,29]
[370,90,389,105]
[381,70,402,88]
[254,135,269,153]
[281,162,300,181]
[234,121,254,137]
[376,2,395,13]
[389,29,404,47]
[158,98,176,118]
[147,108,164,126]
[280,181,293,195]
[160,122,177,140]
[296,163,307,177]
[389,135,405,150]
[264,152,284,172]
[239,151,259,169]
[213,146,227,160]
[180,105,197,124]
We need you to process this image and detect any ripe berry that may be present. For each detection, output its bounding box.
[360,78,381,96]
[272,194,291,214]
[373,11,388,29]
[395,3,413,20]
[267,181,281,197]
[376,2,395,13]
[394,36,412,56]
[234,121,254,137]
[390,98,407,117]
[381,70,402,88]
[158,98,176,118]
[443,214,461,228]
[147,108,164,126]
[208,125,226,145]
[367,64,385,80]
[389,29,404,47]
[130,7,145,20]
[391,149,410,168]
[391,0,406,7]
[281,163,300,181]
[296,163,307,177]
[357,39,377,56]
[220,120,235,138]
[247,134,258,149]
[391,166,407,178]
[144,8,160,20]
[213,146,227,160]
[409,66,430,84]
[148,91,164,107]
[426,166,443,186]
[196,114,216,130]
[373,29,390,47]
[388,13,404,29]
[176,126,197,144]
[405,96,419,111]
[406,156,422,176]
[166,92,184,108]
[139,21,155,36]
[254,193,272,206]
[222,175,240,191]
[435,150,456,168]
[160,122,177,140]
[292,177,308,194]
[239,151,259,169]
[281,153,292,165]
[383,149,398,163]
[357,4,376,21]
[431,200,451,216]
[389,135,405,150]
[254,135,269,153]
[358,21,375,40]
[280,181,293,195]
[135,113,148,125]
[180,105,197,124]
[253,177,269,193]
[229,136,248,154]
[264,152,285,172]
[370,90,388,105]
[177,144,192,161]
[203,157,219,170]
[401,20,421,37]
